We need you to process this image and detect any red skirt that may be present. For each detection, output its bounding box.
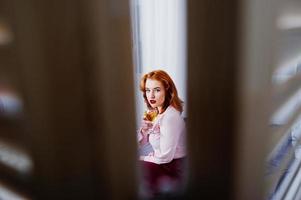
[139,157,186,196]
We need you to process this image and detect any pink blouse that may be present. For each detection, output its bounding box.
[139,106,186,164]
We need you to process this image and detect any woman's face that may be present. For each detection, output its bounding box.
[145,79,166,111]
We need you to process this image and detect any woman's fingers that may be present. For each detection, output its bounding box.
[142,120,153,129]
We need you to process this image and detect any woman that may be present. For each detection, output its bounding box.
[137,70,186,196]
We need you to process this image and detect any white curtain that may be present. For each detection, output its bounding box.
[134,0,187,120]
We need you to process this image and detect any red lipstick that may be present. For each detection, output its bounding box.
[150,100,156,104]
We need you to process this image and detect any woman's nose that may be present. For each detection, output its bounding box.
[150,91,155,98]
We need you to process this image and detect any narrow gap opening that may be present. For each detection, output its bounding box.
[131,0,188,198]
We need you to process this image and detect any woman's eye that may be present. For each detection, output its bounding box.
[146,90,150,93]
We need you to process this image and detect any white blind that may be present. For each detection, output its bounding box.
[267,1,301,199]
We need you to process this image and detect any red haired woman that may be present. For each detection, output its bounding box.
[137,70,187,196]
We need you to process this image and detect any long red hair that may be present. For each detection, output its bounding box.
[140,70,184,113]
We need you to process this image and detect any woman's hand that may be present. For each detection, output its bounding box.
[140,120,153,135]
[138,120,153,146]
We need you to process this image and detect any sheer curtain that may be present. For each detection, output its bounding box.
[133,0,187,120]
